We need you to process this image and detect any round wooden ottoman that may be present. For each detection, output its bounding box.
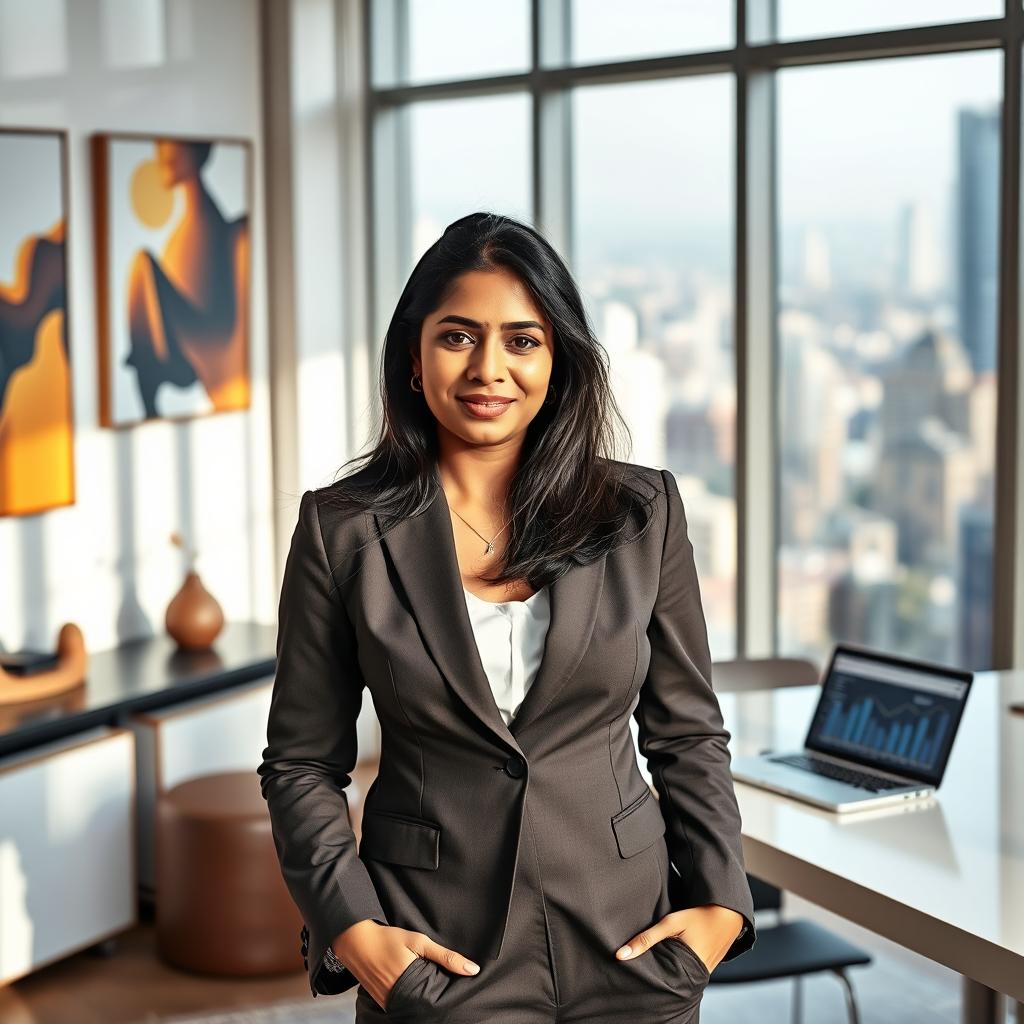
[156,770,302,977]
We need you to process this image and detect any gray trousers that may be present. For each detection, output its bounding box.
[355,797,708,1023]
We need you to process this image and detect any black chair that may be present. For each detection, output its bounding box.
[708,875,872,1024]
[708,658,873,1024]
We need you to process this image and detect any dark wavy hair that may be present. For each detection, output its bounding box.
[321,210,660,590]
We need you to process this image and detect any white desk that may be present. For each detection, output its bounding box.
[719,669,1024,1024]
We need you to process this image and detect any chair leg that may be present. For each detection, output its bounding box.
[831,968,861,1024]
[792,975,803,1024]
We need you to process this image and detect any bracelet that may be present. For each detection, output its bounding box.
[323,944,348,973]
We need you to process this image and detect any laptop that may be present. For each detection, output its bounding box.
[729,642,973,812]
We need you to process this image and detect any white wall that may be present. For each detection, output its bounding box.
[0,0,276,652]
[264,0,377,502]
[263,0,382,757]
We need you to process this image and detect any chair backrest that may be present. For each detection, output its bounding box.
[748,872,783,911]
[711,656,821,694]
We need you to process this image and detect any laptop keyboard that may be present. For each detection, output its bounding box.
[768,753,910,792]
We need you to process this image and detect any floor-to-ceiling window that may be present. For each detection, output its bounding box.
[777,51,1001,667]
[366,0,1016,672]
[572,76,736,654]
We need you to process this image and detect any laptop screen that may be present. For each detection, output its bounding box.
[804,644,973,786]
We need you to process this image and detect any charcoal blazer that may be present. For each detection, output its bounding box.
[257,459,756,999]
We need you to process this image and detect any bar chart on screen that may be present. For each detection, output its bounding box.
[814,674,966,773]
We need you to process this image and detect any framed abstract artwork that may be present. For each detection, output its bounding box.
[92,131,252,427]
[0,127,75,517]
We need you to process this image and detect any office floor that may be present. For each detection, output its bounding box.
[0,895,1005,1024]
[0,920,320,1024]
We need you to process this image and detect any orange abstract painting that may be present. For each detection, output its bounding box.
[0,129,74,517]
[92,132,251,426]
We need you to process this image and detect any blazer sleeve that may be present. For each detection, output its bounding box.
[257,488,389,997]
[633,468,756,963]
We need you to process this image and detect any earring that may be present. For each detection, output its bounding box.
[544,383,557,405]
[410,372,423,392]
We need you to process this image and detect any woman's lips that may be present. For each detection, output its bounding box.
[457,397,515,419]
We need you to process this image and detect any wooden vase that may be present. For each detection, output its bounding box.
[166,570,224,650]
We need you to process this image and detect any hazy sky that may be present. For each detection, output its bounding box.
[397,0,1002,83]
[399,3,1001,245]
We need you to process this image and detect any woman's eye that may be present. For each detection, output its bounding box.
[511,335,541,351]
[442,331,539,351]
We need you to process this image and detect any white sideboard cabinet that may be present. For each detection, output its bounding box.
[0,726,136,987]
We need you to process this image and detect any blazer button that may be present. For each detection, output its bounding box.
[504,754,526,778]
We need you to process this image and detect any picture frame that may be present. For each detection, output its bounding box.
[92,130,252,427]
[0,126,75,517]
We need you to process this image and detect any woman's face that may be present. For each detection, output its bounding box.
[414,267,554,448]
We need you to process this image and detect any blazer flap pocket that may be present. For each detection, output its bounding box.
[360,809,441,869]
[611,787,665,858]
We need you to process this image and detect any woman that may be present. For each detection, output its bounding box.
[258,212,755,1023]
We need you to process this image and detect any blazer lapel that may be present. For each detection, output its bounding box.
[373,478,607,751]
[510,545,606,737]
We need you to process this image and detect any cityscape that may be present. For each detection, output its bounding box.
[571,61,999,672]
[406,56,1000,674]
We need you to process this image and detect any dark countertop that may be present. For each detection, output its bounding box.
[0,621,277,759]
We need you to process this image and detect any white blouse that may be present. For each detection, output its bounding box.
[462,585,552,726]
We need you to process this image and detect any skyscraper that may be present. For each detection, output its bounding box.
[955,104,999,373]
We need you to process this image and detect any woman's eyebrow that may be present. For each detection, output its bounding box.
[436,314,546,333]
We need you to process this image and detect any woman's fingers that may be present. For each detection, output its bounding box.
[615,925,664,960]
[616,910,695,961]
[420,936,481,975]
[369,929,483,1008]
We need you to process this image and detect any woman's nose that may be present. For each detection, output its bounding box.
[468,336,505,380]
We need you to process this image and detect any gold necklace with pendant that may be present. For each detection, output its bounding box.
[449,506,511,555]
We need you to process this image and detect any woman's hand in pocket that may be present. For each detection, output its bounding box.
[333,920,480,1009]
[614,905,745,975]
